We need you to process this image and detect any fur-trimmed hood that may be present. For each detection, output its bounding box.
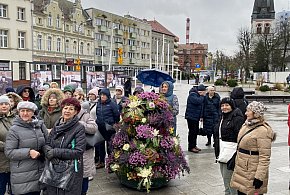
[41,88,65,107]
[5,92,23,108]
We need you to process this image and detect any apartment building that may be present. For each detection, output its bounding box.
[147,19,179,75]
[85,8,152,76]
[0,0,33,84]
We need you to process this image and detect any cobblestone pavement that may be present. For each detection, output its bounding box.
[88,82,289,195]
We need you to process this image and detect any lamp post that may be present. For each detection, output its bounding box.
[108,24,118,71]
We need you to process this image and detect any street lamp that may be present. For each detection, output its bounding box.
[108,24,118,71]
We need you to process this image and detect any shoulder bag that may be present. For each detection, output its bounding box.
[227,125,263,170]
[39,138,77,190]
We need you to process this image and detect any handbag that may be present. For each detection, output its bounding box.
[226,125,263,171]
[86,129,105,147]
[39,138,77,190]
[198,121,207,136]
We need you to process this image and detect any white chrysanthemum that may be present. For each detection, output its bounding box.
[122,143,130,151]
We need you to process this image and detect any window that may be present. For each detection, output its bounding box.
[37,34,42,50]
[264,23,270,34]
[57,38,61,52]
[128,52,134,59]
[65,39,69,53]
[112,50,117,57]
[0,30,8,48]
[56,15,60,28]
[0,61,9,70]
[95,18,102,25]
[114,37,122,43]
[47,36,52,51]
[80,42,84,55]
[18,31,25,49]
[19,61,26,80]
[141,42,146,48]
[95,48,102,56]
[73,41,77,53]
[47,13,52,27]
[141,54,146,59]
[257,24,262,34]
[17,7,25,21]
[129,26,135,33]
[128,39,135,46]
[87,43,90,55]
[38,18,42,25]
[95,33,103,40]
[0,4,7,18]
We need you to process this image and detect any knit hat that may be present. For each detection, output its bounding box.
[38,85,49,91]
[115,85,124,92]
[197,84,206,91]
[220,97,235,109]
[247,101,267,118]
[63,85,74,94]
[0,95,11,105]
[133,86,144,95]
[17,101,38,112]
[88,88,99,97]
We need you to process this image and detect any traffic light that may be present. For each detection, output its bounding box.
[75,58,81,65]
[118,48,123,64]
[76,65,81,71]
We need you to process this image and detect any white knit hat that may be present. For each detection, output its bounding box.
[247,101,267,118]
[88,88,99,97]
[17,101,38,112]
[0,95,10,105]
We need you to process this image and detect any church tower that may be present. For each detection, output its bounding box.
[251,0,275,35]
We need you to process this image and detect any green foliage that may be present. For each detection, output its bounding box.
[259,85,271,92]
[227,79,238,87]
[214,79,224,86]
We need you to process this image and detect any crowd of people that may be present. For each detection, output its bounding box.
[0,80,276,195]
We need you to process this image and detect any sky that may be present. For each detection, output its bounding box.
[81,0,289,56]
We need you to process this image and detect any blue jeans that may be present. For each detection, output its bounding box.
[82,178,89,193]
[0,172,11,195]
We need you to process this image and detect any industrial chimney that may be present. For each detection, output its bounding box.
[186,18,190,44]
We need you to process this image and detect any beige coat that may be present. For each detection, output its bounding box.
[230,121,275,195]
[78,109,97,178]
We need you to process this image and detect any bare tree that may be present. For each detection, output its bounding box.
[278,20,290,71]
[237,28,252,83]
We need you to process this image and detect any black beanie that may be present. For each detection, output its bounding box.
[220,97,235,109]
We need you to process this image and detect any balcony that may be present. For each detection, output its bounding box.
[174,55,179,60]
[130,32,137,39]
[174,48,178,54]
[174,42,178,48]
[115,29,123,36]
[129,58,136,64]
[115,43,123,48]
[129,45,137,51]
[96,56,103,62]
[98,25,108,32]
[97,40,108,47]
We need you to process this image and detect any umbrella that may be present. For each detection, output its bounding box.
[136,68,175,87]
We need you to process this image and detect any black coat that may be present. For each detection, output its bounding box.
[203,93,220,135]
[45,116,86,195]
[213,108,244,159]
[185,89,204,122]
[230,87,248,121]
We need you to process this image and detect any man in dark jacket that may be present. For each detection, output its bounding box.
[185,84,206,153]
[95,88,120,169]
[230,87,248,122]
[124,78,132,97]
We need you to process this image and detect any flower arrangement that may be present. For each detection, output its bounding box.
[106,92,190,193]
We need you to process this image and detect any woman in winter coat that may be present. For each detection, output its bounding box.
[230,101,275,195]
[6,92,22,115]
[87,88,99,119]
[16,85,35,103]
[112,85,128,113]
[203,86,220,146]
[160,81,179,135]
[5,102,47,195]
[43,98,86,195]
[39,88,64,133]
[214,97,244,195]
[0,95,16,195]
[78,101,97,194]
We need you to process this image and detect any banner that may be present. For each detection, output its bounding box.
[31,71,52,92]
[61,71,81,90]
[0,71,12,95]
[86,71,115,91]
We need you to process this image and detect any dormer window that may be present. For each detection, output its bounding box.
[256,23,262,34]
[264,23,270,34]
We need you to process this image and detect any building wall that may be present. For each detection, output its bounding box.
[85,8,152,73]
[0,0,33,81]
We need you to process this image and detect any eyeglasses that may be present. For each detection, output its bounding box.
[39,90,45,91]
[23,90,30,93]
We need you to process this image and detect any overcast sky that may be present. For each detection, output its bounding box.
[81,0,289,55]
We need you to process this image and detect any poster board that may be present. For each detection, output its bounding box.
[0,71,12,95]
[31,71,52,92]
[86,71,114,91]
[61,71,81,90]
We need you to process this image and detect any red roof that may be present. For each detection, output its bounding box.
[148,20,176,38]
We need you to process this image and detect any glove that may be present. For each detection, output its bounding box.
[253,178,263,189]
[51,158,60,165]
[46,148,54,160]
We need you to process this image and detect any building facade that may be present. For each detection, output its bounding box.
[85,8,152,76]
[147,20,179,76]
[177,43,208,72]
[33,0,94,80]
[0,0,33,84]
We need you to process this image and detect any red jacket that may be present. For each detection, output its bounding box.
[288,104,290,146]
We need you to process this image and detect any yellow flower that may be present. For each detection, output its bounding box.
[114,151,121,159]
[137,166,153,178]
[169,127,174,134]
[128,100,141,108]
[110,164,119,171]
[141,118,147,123]
[122,144,130,151]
